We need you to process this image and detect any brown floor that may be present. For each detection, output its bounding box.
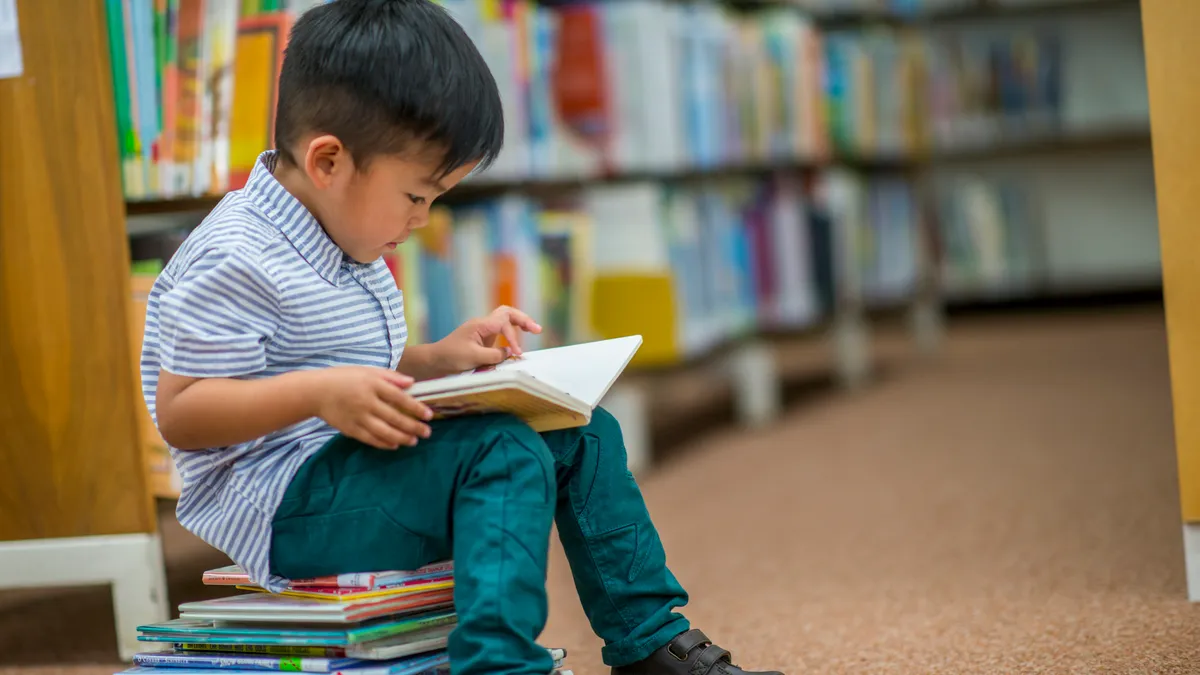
[3,306,1197,674]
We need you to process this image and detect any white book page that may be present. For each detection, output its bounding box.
[419,336,642,408]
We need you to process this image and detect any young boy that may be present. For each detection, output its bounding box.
[141,1,782,674]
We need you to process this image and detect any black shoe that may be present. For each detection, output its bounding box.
[611,629,783,675]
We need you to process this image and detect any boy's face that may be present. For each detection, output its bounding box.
[294,136,479,263]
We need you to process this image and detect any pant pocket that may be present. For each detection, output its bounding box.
[271,506,431,580]
[589,522,648,585]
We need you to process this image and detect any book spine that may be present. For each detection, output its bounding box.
[133,0,160,196]
[174,644,348,657]
[134,652,349,672]
[201,575,248,585]
[104,0,134,198]
[122,0,147,198]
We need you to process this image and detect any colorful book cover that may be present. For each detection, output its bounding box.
[159,0,181,197]
[178,589,454,624]
[513,198,545,352]
[201,0,240,194]
[133,651,363,672]
[172,645,349,658]
[400,238,426,345]
[104,0,137,197]
[154,0,167,187]
[173,0,206,196]
[122,0,146,197]
[416,206,461,343]
[448,206,492,330]
[537,210,592,347]
[137,610,457,647]
[133,0,161,196]
[550,4,610,157]
[202,560,453,590]
[122,651,449,675]
[228,12,291,189]
[488,202,520,328]
[238,578,454,602]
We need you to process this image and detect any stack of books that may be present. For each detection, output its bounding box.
[117,561,572,675]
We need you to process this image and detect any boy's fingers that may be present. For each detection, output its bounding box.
[493,306,542,334]
[502,323,522,355]
[512,311,542,334]
[376,381,434,420]
[475,314,520,355]
[365,418,416,448]
[381,369,414,389]
[373,403,431,439]
[475,345,509,365]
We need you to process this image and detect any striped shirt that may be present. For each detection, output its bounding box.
[140,151,407,592]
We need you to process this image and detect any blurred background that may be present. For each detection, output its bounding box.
[2,0,1192,672]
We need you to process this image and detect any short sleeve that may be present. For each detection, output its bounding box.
[157,246,280,379]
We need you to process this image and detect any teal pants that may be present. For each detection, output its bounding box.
[270,408,690,675]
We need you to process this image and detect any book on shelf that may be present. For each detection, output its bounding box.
[379,197,601,353]
[934,172,1044,298]
[129,261,183,499]
[409,335,643,432]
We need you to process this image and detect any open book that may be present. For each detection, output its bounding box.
[408,335,642,432]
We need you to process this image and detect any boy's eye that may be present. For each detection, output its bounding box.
[408,194,427,205]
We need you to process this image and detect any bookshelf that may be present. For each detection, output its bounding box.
[1141,0,1200,602]
[0,0,169,661]
[115,0,1157,478]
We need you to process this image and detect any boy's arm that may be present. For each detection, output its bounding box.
[156,369,322,450]
[153,246,432,451]
[396,343,450,381]
[157,367,433,451]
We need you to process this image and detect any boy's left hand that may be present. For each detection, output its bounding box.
[435,305,542,372]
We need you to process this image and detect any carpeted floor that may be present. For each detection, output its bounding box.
[2,306,1196,674]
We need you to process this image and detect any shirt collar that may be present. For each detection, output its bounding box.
[243,151,347,285]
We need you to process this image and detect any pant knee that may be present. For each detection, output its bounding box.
[478,414,555,505]
[586,406,623,440]
[583,406,629,467]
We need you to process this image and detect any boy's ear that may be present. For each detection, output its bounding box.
[302,134,349,189]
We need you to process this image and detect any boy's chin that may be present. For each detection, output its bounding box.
[343,247,391,263]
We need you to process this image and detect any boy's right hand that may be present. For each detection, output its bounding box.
[314,366,434,449]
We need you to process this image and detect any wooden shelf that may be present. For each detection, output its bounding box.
[120,153,911,217]
[925,0,1140,23]
[121,126,1151,220]
[812,0,1139,29]
[126,194,224,216]
[927,124,1152,163]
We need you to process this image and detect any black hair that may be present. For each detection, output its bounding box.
[274,0,504,178]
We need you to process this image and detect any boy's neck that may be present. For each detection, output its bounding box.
[271,158,326,226]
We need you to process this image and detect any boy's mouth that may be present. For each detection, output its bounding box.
[385,242,399,250]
